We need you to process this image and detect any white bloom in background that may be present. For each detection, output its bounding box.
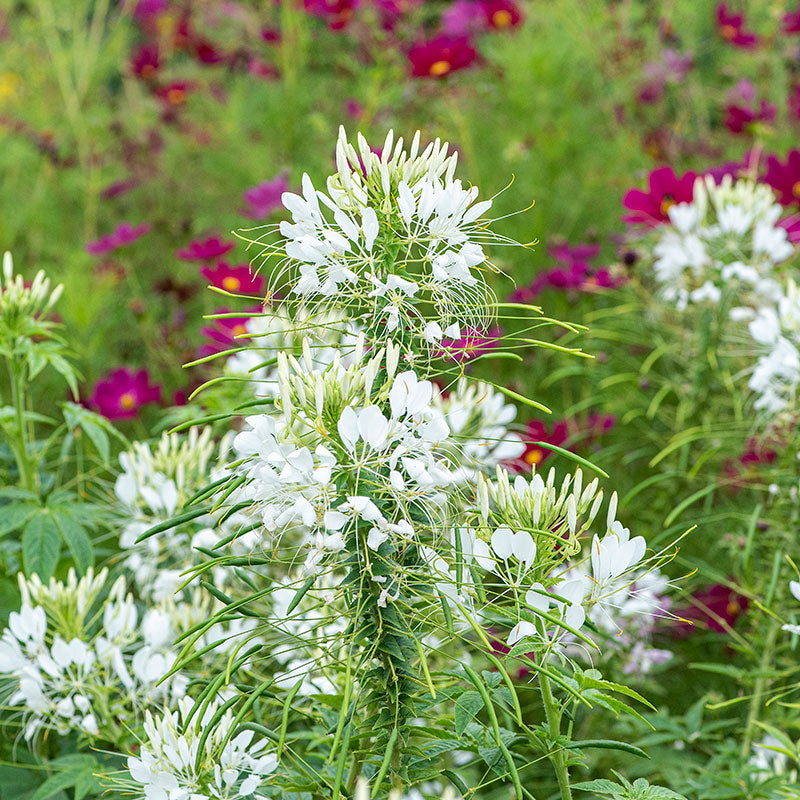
[434,380,525,481]
[126,697,277,800]
[748,281,800,418]
[648,176,794,314]
[782,579,800,635]
[749,735,793,777]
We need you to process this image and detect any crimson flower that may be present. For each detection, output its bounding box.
[725,100,775,134]
[241,175,289,220]
[201,263,264,295]
[303,0,360,29]
[483,0,522,29]
[622,166,697,227]
[200,309,256,355]
[673,583,749,635]
[408,35,477,78]
[763,150,800,206]
[89,368,161,420]
[437,326,500,361]
[441,1,486,36]
[784,4,800,33]
[715,3,759,48]
[177,236,235,261]
[155,81,194,106]
[516,419,569,468]
[130,44,160,79]
[86,222,150,256]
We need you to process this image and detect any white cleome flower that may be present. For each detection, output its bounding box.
[647,176,794,314]
[126,697,277,799]
[252,127,505,362]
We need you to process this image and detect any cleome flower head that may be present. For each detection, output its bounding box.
[0,251,63,331]
[126,697,277,800]
[248,128,512,366]
[645,175,796,314]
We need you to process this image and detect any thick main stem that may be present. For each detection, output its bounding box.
[539,672,572,800]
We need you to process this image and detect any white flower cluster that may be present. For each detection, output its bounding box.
[126,697,277,800]
[651,176,793,313]
[460,467,668,669]
[0,569,187,743]
[265,127,500,359]
[231,339,455,574]
[114,427,253,601]
[747,280,800,416]
[225,307,360,395]
[433,379,525,482]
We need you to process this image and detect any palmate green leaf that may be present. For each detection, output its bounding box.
[30,754,103,800]
[22,511,61,579]
[0,502,40,537]
[51,509,94,573]
[454,690,484,736]
[62,401,127,463]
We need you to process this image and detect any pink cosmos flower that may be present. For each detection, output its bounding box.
[155,81,194,106]
[622,166,697,227]
[441,1,486,36]
[131,44,160,79]
[89,368,161,420]
[437,326,501,361]
[177,236,235,261]
[724,79,775,134]
[201,263,265,295]
[200,309,256,354]
[304,0,360,29]
[789,84,800,122]
[779,216,800,243]
[126,0,167,18]
[86,222,150,256]
[241,175,289,220]
[483,0,523,30]
[373,0,423,29]
[763,150,800,206]
[785,4,800,33]
[408,35,477,78]
[101,178,141,200]
[715,3,759,48]
[673,583,748,635]
[637,49,693,105]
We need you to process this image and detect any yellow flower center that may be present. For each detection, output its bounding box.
[793,181,800,199]
[429,60,452,77]
[660,196,675,217]
[492,9,513,27]
[720,24,738,40]
[166,88,186,104]
[119,392,137,411]
[222,276,241,291]
[233,324,248,337]
[726,600,740,617]
[525,448,543,465]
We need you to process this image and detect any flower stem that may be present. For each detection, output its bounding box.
[8,358,34,492]
[539,671,572,800]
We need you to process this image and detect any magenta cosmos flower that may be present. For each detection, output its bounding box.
[785,4,800,33]
[89,368,161,420]
[177,236,235,261]
[201,263,264,295]
[715,3,759,48]
[304,0,359,29]
[408,35,477,78]
[200,310,258,355]
[437,326,501,361]
[763,150,800,206]
[483,0,523,29]
[86,222,150,256]
[622,166,697,227]
[724,80,775,134]
[241,175,289,220]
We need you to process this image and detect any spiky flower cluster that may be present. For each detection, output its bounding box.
[0,251,63,324]
[114,427,254,601]
[255,127,507,364]
[650,176,793,313]
[0,569,187,744]
[125,697,278,800]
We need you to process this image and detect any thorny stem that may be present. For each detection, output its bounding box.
[539,671,572,800]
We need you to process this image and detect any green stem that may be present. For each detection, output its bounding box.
[739,615,780,758]
[8,359,34,492]
[540,671,572,800]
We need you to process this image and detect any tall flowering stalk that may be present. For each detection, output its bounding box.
[134,128,676,799]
